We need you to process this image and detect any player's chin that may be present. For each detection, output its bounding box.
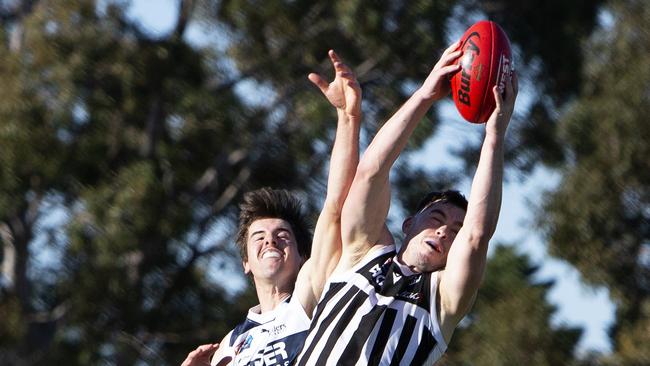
[415,252,439,272]
[418,262,438,274]
[260,262,284,274]
[423,249,446,270]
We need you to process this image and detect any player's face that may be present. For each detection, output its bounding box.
[401,201,465,272]
[243,218,303,286]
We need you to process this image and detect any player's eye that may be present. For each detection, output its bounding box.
[430,215,442,223]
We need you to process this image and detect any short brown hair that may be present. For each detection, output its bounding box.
[235,188,312,261]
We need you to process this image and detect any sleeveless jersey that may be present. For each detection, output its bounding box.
[212,295,311,366]
[295,244,447,366]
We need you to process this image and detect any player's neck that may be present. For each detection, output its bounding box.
[255,282,293,313]
[396,250,423,273]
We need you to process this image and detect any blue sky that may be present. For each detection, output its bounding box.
[413,103,615,354]
[126,0,615,354]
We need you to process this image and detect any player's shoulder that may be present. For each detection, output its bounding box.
[333,243,395,276]
[210,330,236,366]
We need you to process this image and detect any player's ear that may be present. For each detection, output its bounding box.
[379,225,394,245]
[402,216,414,234]
[242,260,251,275]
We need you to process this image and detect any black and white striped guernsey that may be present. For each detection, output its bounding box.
[295,244,447,366]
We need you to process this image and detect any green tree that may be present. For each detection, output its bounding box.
[0,0,285,364]
[0,0,615,364]
[440,245,582,366]
[538,1,650,364]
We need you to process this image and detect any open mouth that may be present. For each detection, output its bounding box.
[425,240,442,254]
[261,250,283,259]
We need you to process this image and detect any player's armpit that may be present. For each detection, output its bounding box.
[293,258,319,317]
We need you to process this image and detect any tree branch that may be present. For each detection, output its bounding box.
[0,222,15,287]
[173,0,196,40]
[141,95,164,159]
[212,166,251,214]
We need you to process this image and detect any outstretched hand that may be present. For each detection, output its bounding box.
[181,343,230,366]
[486,71,518,137]
[417,41,463,101]
[308,50,362,119]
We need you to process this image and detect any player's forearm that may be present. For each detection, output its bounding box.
[308,110,360,293]
[323,109,361,215]
[462,75,515,247]
[356,91,433,179]
[463,131,505,247]
[440,132,504,317]
[311,110,359,275]
[340,92,432,252]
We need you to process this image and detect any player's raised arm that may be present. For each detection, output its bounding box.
[293,50,362,315]
[438,72,518,340]
[339,42,462,267]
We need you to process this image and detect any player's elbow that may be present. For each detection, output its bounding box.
[450,270,485,311]
[443,289,478,321]
[466,229,491,250]
[322,198,344,219]
[355,156,388,182]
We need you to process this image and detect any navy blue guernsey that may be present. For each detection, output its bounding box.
[212,295,311,366]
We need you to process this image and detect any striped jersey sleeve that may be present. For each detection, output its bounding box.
[295,245,447,366]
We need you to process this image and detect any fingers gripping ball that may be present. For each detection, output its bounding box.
[451,20,513,123]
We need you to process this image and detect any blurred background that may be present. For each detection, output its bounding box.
[0,0,648,365]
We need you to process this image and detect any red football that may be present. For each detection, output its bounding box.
[450,20,512,123]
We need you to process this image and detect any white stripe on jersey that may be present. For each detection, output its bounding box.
[295,245,447,366]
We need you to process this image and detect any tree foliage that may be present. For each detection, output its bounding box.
[1,0,644,364]
[539,1,650,364]
[0,1,278,363]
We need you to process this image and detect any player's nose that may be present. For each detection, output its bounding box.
[264,235,277,247]
[436,226,448,239]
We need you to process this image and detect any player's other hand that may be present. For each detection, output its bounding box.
[181,343,229,366]
[486,71,518,137]
[308,50,362,119]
